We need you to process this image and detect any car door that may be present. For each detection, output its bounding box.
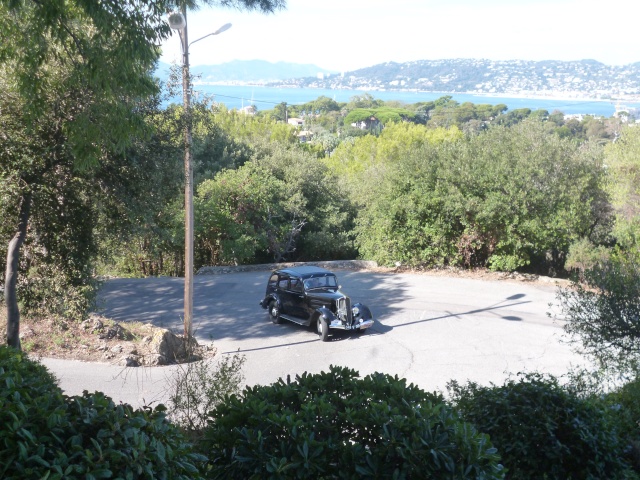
[278,275,306,319]
[286,276,307,319]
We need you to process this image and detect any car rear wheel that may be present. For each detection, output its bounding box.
[317,316,329,342]
[269,301,282,324]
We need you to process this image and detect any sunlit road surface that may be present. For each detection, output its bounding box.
[43,270,584,408]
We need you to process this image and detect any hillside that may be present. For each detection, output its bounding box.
[156,59,335,83]
[155,58,640,100]
[273,58,640,100]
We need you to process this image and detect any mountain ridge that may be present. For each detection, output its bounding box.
[156,59,336,83]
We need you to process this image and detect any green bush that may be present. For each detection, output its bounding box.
[0,345,206,479]
[601,377,640,473]
[449,373,631,479]
[201,365,504,479]
[556,254,640,376]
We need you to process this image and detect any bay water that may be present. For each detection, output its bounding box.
[188,84,639,117]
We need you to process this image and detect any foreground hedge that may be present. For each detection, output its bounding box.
[201,365,505,479]
[449,373,632,480]
[0,346,206,479]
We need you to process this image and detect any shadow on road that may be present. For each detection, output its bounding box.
[95,271,534,345]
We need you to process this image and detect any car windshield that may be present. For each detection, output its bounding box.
[304,275,338,290]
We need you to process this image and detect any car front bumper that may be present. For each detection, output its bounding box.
[329,319,374,331]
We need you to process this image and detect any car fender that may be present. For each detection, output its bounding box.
[352,302,373,321]
[260,293,280,310]
[315,306,336,323]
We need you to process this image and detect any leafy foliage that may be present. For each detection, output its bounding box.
[555,254,640,376]
[0,345,206,479]
[0,73,103,320]
[448,373,631,480]
[201,366,504,479]
[193,139,356,265]
[600,376,640,473]
[604,125,640,260]
[0,0,171,169]
[0,0,177,345]
[346,119,607,272]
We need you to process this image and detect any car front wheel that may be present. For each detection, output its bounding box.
[317,316,329,342]
[269,300,282,324]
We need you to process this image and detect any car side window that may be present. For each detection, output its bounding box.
[278,276,289,289]
[268,274,278,288]
[290,277,303,292]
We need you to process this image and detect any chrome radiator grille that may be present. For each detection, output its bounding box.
[336,297,352,323]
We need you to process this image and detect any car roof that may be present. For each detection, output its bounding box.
[275,266,335,278]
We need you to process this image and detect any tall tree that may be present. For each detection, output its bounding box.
[1,0,286,350]
[1,0,173,350]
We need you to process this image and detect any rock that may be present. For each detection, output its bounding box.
[143,353,167,366]
[120,356,140,367]
[19,327,36,339]
[100,323,132,340]
[147,328,198,364]
[83,315,104,332]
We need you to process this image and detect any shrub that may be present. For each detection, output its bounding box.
[0,346,206,479]
[564,237,611,279]
[201,365,504,479]
[167,351,246,439]
[448,373,631,479]
[556,254,640,376]
[601,377,640,473]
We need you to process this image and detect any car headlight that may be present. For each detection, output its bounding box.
[352,306,360,316]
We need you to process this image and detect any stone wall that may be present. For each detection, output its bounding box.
[197,260,378,275]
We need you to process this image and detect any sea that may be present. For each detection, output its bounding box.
[186,84,640,118]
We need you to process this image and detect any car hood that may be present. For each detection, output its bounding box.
[307,290,345,302]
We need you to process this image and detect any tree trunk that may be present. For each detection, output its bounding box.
[5,192,31,350]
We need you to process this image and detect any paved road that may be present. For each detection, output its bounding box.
[43,270,583,408]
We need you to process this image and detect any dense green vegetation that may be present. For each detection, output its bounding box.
[1,73,636,320]
[449,373,631,479]
[87,91,627,287]
[201,366,504,479]
[0,346,206,479]
[6,347,640,479]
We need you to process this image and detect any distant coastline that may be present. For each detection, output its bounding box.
[192,81,639,108]
[178,59,640,111]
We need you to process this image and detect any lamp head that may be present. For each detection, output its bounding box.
[215,23,232,35]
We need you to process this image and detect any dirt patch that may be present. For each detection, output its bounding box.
[0,312,214,365]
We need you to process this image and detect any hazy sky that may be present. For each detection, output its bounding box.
[160,0,639,72]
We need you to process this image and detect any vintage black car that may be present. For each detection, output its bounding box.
[259,266,374,341]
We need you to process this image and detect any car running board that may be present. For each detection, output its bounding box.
[278,314,312,327]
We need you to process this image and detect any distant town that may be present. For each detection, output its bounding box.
[238,58,640,103]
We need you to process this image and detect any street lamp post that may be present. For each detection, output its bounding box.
[169,10,231,339]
